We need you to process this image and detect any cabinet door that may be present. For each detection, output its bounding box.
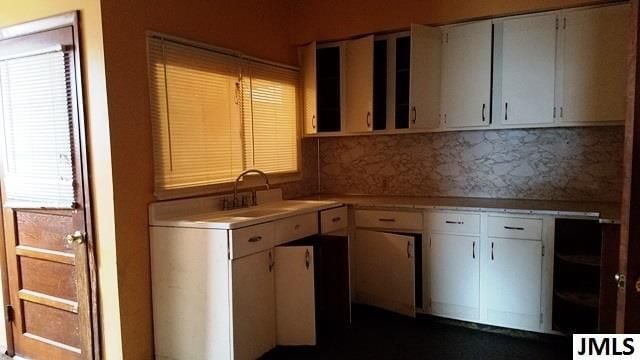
[274,246,316,346]
[231,250,275,360]
[560,4,630,123]
[409,24,441,129]
[441,21,492,128]
[499,14,557,125]
[429,233,480,320]
[353,230,415,316]
[300,42,317,134]
[344,36,374,132]
[484,238,542,331]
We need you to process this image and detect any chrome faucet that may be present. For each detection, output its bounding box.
[232,169,270,208]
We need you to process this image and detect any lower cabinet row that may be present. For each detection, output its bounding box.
[151,227,349,360]
[352,210,554,333]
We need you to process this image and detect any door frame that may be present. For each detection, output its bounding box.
[619,0,640,333]
[0,11,100,358]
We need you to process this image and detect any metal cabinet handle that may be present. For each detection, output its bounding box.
[331,216,342,223]
[312,115,316,129]
[305,249,310,269]
[504,102,508,121]
[366,111,371,127]
[504,226,524,231]
[491,242,495,261]
[445,221,464,225]
[379,218,396,222]
[411,106,417,124]
[248,236,262,243]
[64,230,84,245]
[407,241,411,259]
[268,251,274,272]
[482,103,486,122]
[472,241,476,259]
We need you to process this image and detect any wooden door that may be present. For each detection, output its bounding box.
[352,230,415,317]
[498,14,557,125]
[344,36,374,133]
[429,233,480,320]
[409,24,441,129]
[231,249,275,360]
[441,21,492,128]
[561,3,630,124]
[274,246,316,346]
[299,42,317,135]
[484,238,543,331]
[0,13,96,360]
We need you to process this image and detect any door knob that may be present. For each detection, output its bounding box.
[64,230,84,245]
[615,273,626,290]
[635,277,640,293]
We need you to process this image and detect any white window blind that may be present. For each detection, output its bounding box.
[242,63,299,174]
[148,35,300,195]
[0,48,76,208]
[149,38,245,191]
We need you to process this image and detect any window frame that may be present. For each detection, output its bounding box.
[147,32,302,200]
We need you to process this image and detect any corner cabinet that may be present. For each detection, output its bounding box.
[441,20,492,129]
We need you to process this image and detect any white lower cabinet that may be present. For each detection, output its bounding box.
[231,249,276,360]
[483,237,542,331]
[428,233,480,320]
[274,246,316,345]
[353,229,416,317]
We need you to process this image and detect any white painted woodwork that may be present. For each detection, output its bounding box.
[151,227,232,360]
[409,24,441,129]
[429,233,480,320]
[441,21,492,128]
[274,212,318,245]
[320,206,348,233]
[499,14,557,125]
[275,246,316,345]
[354,209,423,230]
[353,230,415,316]
[488,215,543,240]
[229,222,276,259]
[424,211,480,235]
[300,42,317,134]
[483,237,543,331]
[231,249,276,360]
[344,35,374,132]
[560,4,630,123]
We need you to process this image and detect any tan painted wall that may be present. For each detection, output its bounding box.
[98,0,294,357]
[0,1,122,359]
[288,0,611,45]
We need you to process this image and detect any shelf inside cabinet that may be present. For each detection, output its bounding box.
[554,290,599,309]
[555,253,601,267]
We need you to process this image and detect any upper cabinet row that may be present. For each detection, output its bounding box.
[300,3,630,136]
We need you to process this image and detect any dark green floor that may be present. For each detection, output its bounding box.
[262,305,571,360]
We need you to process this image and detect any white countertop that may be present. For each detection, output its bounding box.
[149,199,343,230]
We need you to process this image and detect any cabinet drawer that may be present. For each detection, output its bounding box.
[488,216,542,240]
[275,212,318,245]
[425,212,480,235]
[321,206,348,234]
[354,210,422,230]
[229,222,276,259]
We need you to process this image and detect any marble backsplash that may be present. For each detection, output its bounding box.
[318,127,624,203]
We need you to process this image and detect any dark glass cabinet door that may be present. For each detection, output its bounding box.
[373,40,387,131]
[316,47,341,132]
[395,36,411,129]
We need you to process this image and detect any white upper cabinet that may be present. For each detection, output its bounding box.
[409,24,442,129]
[344,35,374,132]
[496,14,558,126]
[300,42,317,135]
[559,4,630,124]
[441,20,492,129]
